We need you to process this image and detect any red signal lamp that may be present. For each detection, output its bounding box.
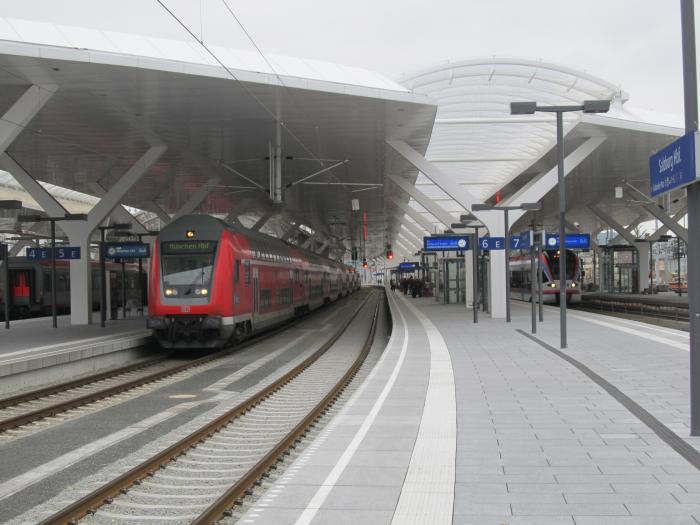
[362,259,368,269]
[386,250,394,260]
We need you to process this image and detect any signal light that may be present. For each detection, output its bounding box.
[362,259,368,269]
[386,250,393,260]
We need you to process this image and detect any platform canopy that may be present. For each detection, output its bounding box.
[0,16,436,260]
[391,58,686,244]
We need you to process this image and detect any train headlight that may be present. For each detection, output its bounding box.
[549,283,557,288]
[201,288,208,296]
[571,282,577,288]
[165,288,177,296]
[194,288,201,296]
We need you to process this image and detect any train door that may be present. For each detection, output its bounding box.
[11,270,31,309]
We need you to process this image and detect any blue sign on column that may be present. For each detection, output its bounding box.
[27,247,81,260]
[545,233,591,249]
[650,131,699,197]
[479,237,505,250]
[423,236,470,251]
[104,242,150,259]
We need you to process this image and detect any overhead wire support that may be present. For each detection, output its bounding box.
[155,0,329,173]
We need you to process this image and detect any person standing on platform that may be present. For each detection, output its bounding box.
[402,277,408,295]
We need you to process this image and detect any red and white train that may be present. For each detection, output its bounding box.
[510,248,582,304]
[147,215,360,349]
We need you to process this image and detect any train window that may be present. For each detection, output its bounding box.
[234,259,240,284]
[244,260,251,285]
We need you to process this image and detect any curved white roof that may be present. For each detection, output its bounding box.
[0,16,408,93]
[400,58,625,223]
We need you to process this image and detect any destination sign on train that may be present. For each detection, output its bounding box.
[423,236,469,252]
[161,240,217,254]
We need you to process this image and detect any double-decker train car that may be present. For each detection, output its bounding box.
[147,215,360,349]
[0,257,142,319]
[510,248,582,304]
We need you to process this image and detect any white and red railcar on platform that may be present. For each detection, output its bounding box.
[147,215,359,349]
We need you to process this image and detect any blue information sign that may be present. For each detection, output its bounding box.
[479,237,505,251]
[27,247,81,261]
[399,262,419,271]
[423,236,470,252]
[104,242,150,259]
[545,233,591,249]
[511,231,532,250]
[650,132,699,197]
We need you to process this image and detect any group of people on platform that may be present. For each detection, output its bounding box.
[389,275,423,298]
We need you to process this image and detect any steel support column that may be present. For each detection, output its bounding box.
[172,177,221,221]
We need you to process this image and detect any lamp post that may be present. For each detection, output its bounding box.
[471,202,541,323]
[453,216,485,324]
[18,212,87,328]
[98,223,131,327]
[0,200,22,329]
[511,99,610,348]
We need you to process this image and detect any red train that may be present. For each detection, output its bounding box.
[147,215,360,349]
[0,258,141,319]
[509,248,582,304]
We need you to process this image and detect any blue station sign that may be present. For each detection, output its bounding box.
[27,246,81,261]
[479,237,505,251]
[650,132,700,197]
[399,262,420,271]
[423,235,470,252]
[512,231,532,250]
[545,233,591,250]
[104,242,150,259]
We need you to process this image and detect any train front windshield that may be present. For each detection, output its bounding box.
[160,241,217,294]
[547,250,577,280]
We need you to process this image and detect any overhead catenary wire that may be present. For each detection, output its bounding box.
[155,0,330,174]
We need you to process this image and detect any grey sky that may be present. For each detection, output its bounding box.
[2,0,688,115]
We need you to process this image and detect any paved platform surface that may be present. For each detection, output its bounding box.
[242,289,700,524]
[0,313,151,389]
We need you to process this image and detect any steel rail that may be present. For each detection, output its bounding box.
[38,291,376,525]
[0,295,353,433]
[0,356,166,410]
[192,293,381,524]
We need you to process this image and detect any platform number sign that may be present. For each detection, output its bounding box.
[479,237,505,251]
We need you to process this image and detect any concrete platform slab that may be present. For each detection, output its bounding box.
[241,290,700,524]
[0,313,151,393]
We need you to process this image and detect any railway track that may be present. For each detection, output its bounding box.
[39,290,381,525]
[0,296,355,437]
[576,297,689,329]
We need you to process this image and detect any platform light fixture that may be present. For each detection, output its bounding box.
[510,98,610,349]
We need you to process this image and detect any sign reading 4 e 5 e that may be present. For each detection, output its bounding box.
[650,131,700,197]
